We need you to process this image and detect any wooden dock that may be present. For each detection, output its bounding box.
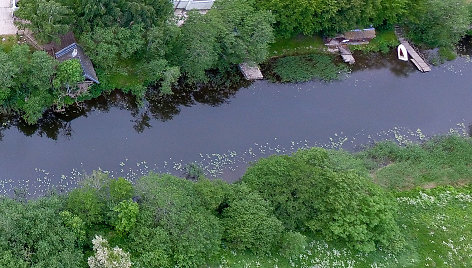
[394,26,431,73]
[239,62,263,80]
[338,45,355,64]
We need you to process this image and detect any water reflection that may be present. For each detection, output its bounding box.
[0,76,249,139]
[351,50,416,77]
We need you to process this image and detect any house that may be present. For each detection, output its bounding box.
[343,28,376,43]
[173,0,214,10]
[44,32,99,96]
[173,0,215,26]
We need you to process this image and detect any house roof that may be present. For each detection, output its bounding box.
[344,28,376,40]
[44,32,77,56]
[56,44,99,84]
[45,31,99,84]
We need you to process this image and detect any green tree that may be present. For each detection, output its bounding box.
[279,231,307,258]
[135,174,222,267]
[66,186,104,226]
[112,200,139,234]
[15,0,71,43]
[53,59,84,95]
[406,0,470,48]
[0,197,83,267]
[176,0,274,83]
[242,148,403,252]
[222,184,283,253]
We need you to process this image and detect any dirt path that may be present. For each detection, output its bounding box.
[0,0,17,35]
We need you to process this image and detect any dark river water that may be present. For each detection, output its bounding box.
[1,51,472,196]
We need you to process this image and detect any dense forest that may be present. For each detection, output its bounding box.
[1,135,472,267]
[1,0,471,123]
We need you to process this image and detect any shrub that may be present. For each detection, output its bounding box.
[0,197,83,267]
[243,148,403,252]
[108,177,134,203]
[112,200,139,234]
[279,231,307,258]
[135,174,222,267]
[221,184,284,253]
[66,187,104,226]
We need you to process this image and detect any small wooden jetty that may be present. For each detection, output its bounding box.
[394,26,431,73]
[325,28,376,65]
[339,45,355,64]
[239,62,263,80]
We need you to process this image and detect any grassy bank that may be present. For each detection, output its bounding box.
[269,35,326,57]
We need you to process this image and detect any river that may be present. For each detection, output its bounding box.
[1,51,471,196]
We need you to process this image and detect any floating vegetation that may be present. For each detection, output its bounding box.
[0,121,469,198]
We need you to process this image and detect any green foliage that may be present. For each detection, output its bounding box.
[260,0,408,37]
[0,45,57,124]
[362,136,472,190]
[350,30,399,53]
[0,197,83,267]
[242,147,403,252]
[135,174,222,267]
[270,54,347,82]
[60,211,86,243]
[112,200,139,234]
[176,0,274,84]
[306,170,403,252]
[438,47,457,61]
[406,0,470,48]
[53,59,84,101]
[222,184,284,253]
[66,186,104,226]
[81,25,145,69]
[279,231,307,258]
[108,177,134,203]
[15,0,71,43]
[194,177,231,213]
[128,225,172,268]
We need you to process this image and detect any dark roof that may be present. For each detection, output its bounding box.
[344,28,376,40]
[55,43,99,84]
[44,32,77,56]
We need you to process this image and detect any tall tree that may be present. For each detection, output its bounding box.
[15,0,71,43]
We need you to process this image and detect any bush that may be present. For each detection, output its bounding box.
[221,184,284,253]
[279,232,307,258]
[66,186,104,226]
[0,197,83,267]
[135,174,222,267]
[108,177,134,203]
[112,200,139,234]
[242,148,403,252]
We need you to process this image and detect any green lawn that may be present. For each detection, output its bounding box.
[269,35,326,57]
[0,35,18,53]
[350,29,399,53]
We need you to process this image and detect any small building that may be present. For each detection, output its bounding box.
[173,0,214,26]
[44,32,99,96]
[343,28,376,42]
[173,0,214,10]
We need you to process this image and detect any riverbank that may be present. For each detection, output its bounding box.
[3,50,472,194]
[1,135,472,267]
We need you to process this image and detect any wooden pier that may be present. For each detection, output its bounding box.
[394,26,431,73]
[239,62,263,80]
[339,45,355,64]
